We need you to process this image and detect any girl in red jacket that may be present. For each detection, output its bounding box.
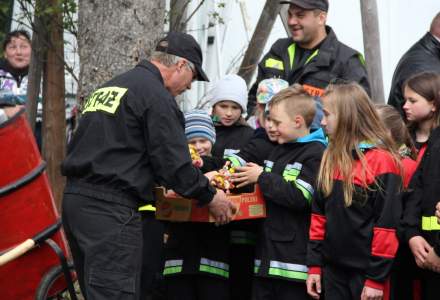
[306,82,403,300]
[376,104,418,300]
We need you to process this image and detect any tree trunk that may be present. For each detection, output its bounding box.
[238,0,282,86]
[42,0,66,211]
[169,0,189,32]
[77,0,166,100]
[360,0,385,103]
[279,4,292,37]
[26,0,45,131]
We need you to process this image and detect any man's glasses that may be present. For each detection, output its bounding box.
[184,60,197,80]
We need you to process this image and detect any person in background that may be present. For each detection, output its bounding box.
[0,29,31,100]
[247,0,370,116]
[388,12,440,117]
[376,104,418,300]
[248,78,289,129]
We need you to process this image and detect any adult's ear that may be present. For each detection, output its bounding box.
[318,11,327,26]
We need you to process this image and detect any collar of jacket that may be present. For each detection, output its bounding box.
[287,127,328,146]
[0,58,28,80]
[308,26,338,68]
[136,59,165,85]
[420,32,440,58]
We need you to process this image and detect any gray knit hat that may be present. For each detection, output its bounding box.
[210,74,248,113]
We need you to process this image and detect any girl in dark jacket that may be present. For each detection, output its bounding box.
[402,72,440,300]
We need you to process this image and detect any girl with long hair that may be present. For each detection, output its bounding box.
[403,72,440,162]
[403,72,440,300]
[376,104,418,300]
[306,82,402,300]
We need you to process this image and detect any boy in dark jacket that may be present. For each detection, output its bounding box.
[232,84,326,300]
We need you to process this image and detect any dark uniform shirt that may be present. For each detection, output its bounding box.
[248,26,370,115]
[62,60,216,208]
[404,127,440,255]
[388,33,440,117]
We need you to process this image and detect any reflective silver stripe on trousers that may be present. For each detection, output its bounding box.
[164,259,183,267]
[200,257,229,271]
[269,260,308,273]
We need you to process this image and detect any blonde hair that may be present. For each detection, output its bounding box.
[268,84,316,127]
[318,82,401,206]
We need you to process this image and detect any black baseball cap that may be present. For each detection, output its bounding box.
[280,0,329,12]
[155,32,209,82]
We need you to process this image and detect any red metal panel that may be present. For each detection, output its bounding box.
[0,110,71,299]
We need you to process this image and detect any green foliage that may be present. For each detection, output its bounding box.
[0,0,14,56]
[12,0,78,37]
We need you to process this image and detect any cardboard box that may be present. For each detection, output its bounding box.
[155,186,266,222]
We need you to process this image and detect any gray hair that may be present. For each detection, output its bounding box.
[149,51,195,72]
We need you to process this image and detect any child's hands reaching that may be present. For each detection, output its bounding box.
[231,162,263,188]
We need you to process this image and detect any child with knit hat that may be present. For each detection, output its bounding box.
[248,78,289,130]
[209,74,254,159]
[185,110,216,167]
[163,109,232,300]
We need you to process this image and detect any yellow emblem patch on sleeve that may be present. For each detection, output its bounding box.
[265,58,284,71]
[82,87,128,114]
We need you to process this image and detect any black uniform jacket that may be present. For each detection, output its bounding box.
[248,26,370,115]
[62,60,215,208]
[404,127,440,255]
[307,146,402,289]
[388,33,440,116]
[163,118,254,280]
[203,127,276,171]
[254,128,326,282]
[211,122,254,159]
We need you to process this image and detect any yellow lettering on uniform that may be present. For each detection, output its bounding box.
[82,87,128,114]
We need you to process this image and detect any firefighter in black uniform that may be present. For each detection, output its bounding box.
[247,0,370,116]
[61,32,236,300]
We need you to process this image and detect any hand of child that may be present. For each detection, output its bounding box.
[204,171,219,182]
[189,144,203,168]
[436,201,440,224]
[306,274,321,299]
[361,286,383,300]
[230,162,263,188]
[409,236,431,268]
[424,247,440,273]
[4,105,23,117]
